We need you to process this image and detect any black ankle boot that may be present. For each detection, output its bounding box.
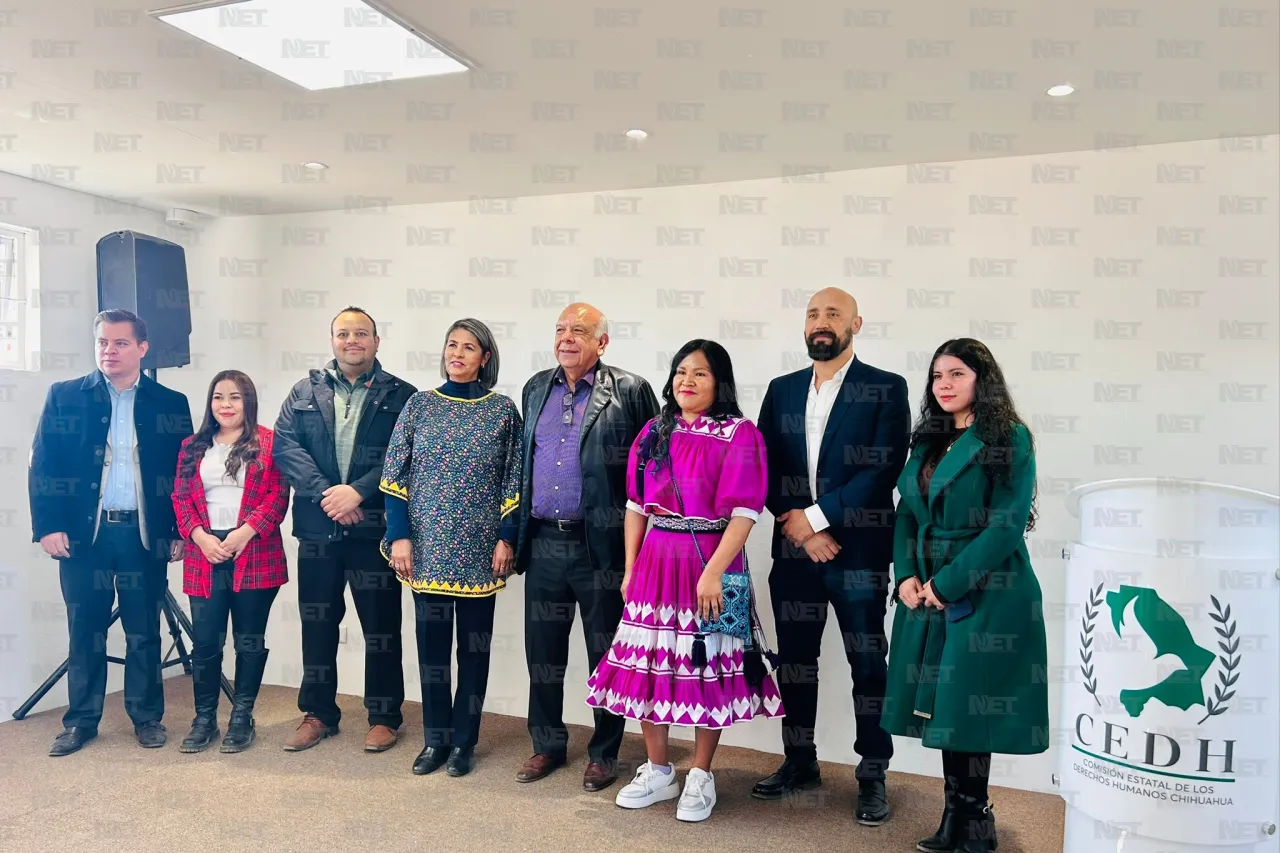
[916,775,961,853]
[180,653,223,753]
[954,794,998,853]
[221,650,268,753]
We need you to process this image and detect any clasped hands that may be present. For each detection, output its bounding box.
[777,509,841,563]
[320,484,364,525]
[897,577,945,611]
[192,525,256,563]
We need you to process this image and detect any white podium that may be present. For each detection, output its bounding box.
[1059,479,1280,853]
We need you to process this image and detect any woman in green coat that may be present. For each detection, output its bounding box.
[882,338,1047,853]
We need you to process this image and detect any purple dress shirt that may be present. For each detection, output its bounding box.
[530,367,595,521]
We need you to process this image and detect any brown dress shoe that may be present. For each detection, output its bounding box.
[583,761,618,792]
[516,753,566,783]
[283,714,338,752]
[364,725,400,752]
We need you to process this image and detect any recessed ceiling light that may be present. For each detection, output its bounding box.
[302,161,328,170]
[1047,83,1075,97]
[625,129,648,140]
[151,0,470,91]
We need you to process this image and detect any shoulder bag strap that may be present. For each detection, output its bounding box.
[668,471,710,569]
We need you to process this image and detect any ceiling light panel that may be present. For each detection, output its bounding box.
[153,0,468,91]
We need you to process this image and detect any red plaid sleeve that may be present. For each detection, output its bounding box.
[171,439,203,540]
[242,428,289,538]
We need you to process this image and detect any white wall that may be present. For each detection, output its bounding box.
[5,135,1277,795]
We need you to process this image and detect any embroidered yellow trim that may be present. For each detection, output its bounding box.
[378,479,407,499]
[402,577,506,597]
[379,539,507,598]
[431,389,495,403]
[499,493,520,519]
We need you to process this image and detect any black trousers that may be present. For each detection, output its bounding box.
[296,537,404,729]
[524,522,625,763]
[415,591,496,750]
[769,558,894,781]
[189,543,280,659]
[58,518,166,730]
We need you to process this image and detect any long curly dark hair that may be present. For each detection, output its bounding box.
[178,370,262,481]
[640,339,743,468]
[910,338,1038,531]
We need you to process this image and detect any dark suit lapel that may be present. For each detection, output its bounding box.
[579,364,614,451]
[90,381,112,442]
[816,357,860,471]
[927,429,984,510]
[790,369,811,469]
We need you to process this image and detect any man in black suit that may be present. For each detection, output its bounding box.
[29,309,192,756]
[753,288,911,825]
[511,302,659,792]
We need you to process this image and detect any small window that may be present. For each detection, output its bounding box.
[0,222,40,371]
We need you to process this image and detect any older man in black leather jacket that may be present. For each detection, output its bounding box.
[513,302,659,793]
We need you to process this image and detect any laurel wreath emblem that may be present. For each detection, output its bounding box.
[1079,581,1103,707]
[1198,595,1240,723]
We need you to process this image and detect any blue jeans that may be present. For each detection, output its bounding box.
[768,558,893,781]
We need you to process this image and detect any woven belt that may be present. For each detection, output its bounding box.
[651,515,728,532]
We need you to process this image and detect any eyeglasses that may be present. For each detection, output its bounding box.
[561,392,574,425]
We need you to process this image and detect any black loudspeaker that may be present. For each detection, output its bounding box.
[96,230,192,370]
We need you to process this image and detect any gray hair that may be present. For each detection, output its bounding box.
[440,318,500,389]
[595,313,610,338]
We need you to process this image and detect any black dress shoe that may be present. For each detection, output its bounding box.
[446,746,475,777]
[751,759,822,800]
[49,727,97,757]
[413,746,450,776]
[135,722,167,749]
[857,779,891,826]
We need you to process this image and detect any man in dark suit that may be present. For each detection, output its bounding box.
[512,302,659,792]
[29,309,192,756]
[753,288,911,825]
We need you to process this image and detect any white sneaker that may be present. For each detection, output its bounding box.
[615,761,680,809]
[676,767,717,822]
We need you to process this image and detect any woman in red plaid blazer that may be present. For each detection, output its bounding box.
[171,370,290,755]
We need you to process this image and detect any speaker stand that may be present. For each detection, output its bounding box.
[12,589,232,720]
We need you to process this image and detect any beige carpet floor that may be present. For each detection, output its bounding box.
[0,679,1063,853]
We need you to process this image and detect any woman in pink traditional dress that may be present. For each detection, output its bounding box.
[585,339,784,823]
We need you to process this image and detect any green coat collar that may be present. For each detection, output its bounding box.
[900,427,985,520]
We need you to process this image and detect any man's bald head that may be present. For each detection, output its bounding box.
[557,302,609,338]
[804,287,862,362]
[554,302,610,378]
[808,287,858,317]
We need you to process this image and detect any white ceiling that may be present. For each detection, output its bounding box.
[1,0,1276,216]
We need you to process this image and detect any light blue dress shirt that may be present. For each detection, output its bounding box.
[102,379,139,511]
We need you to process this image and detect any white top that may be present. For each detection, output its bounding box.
[200,439,246,531]
[802,357,853,533]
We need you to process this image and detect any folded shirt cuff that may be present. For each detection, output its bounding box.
[804,503,830,533]
[730,507,760,521]
[626,500,650,516]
